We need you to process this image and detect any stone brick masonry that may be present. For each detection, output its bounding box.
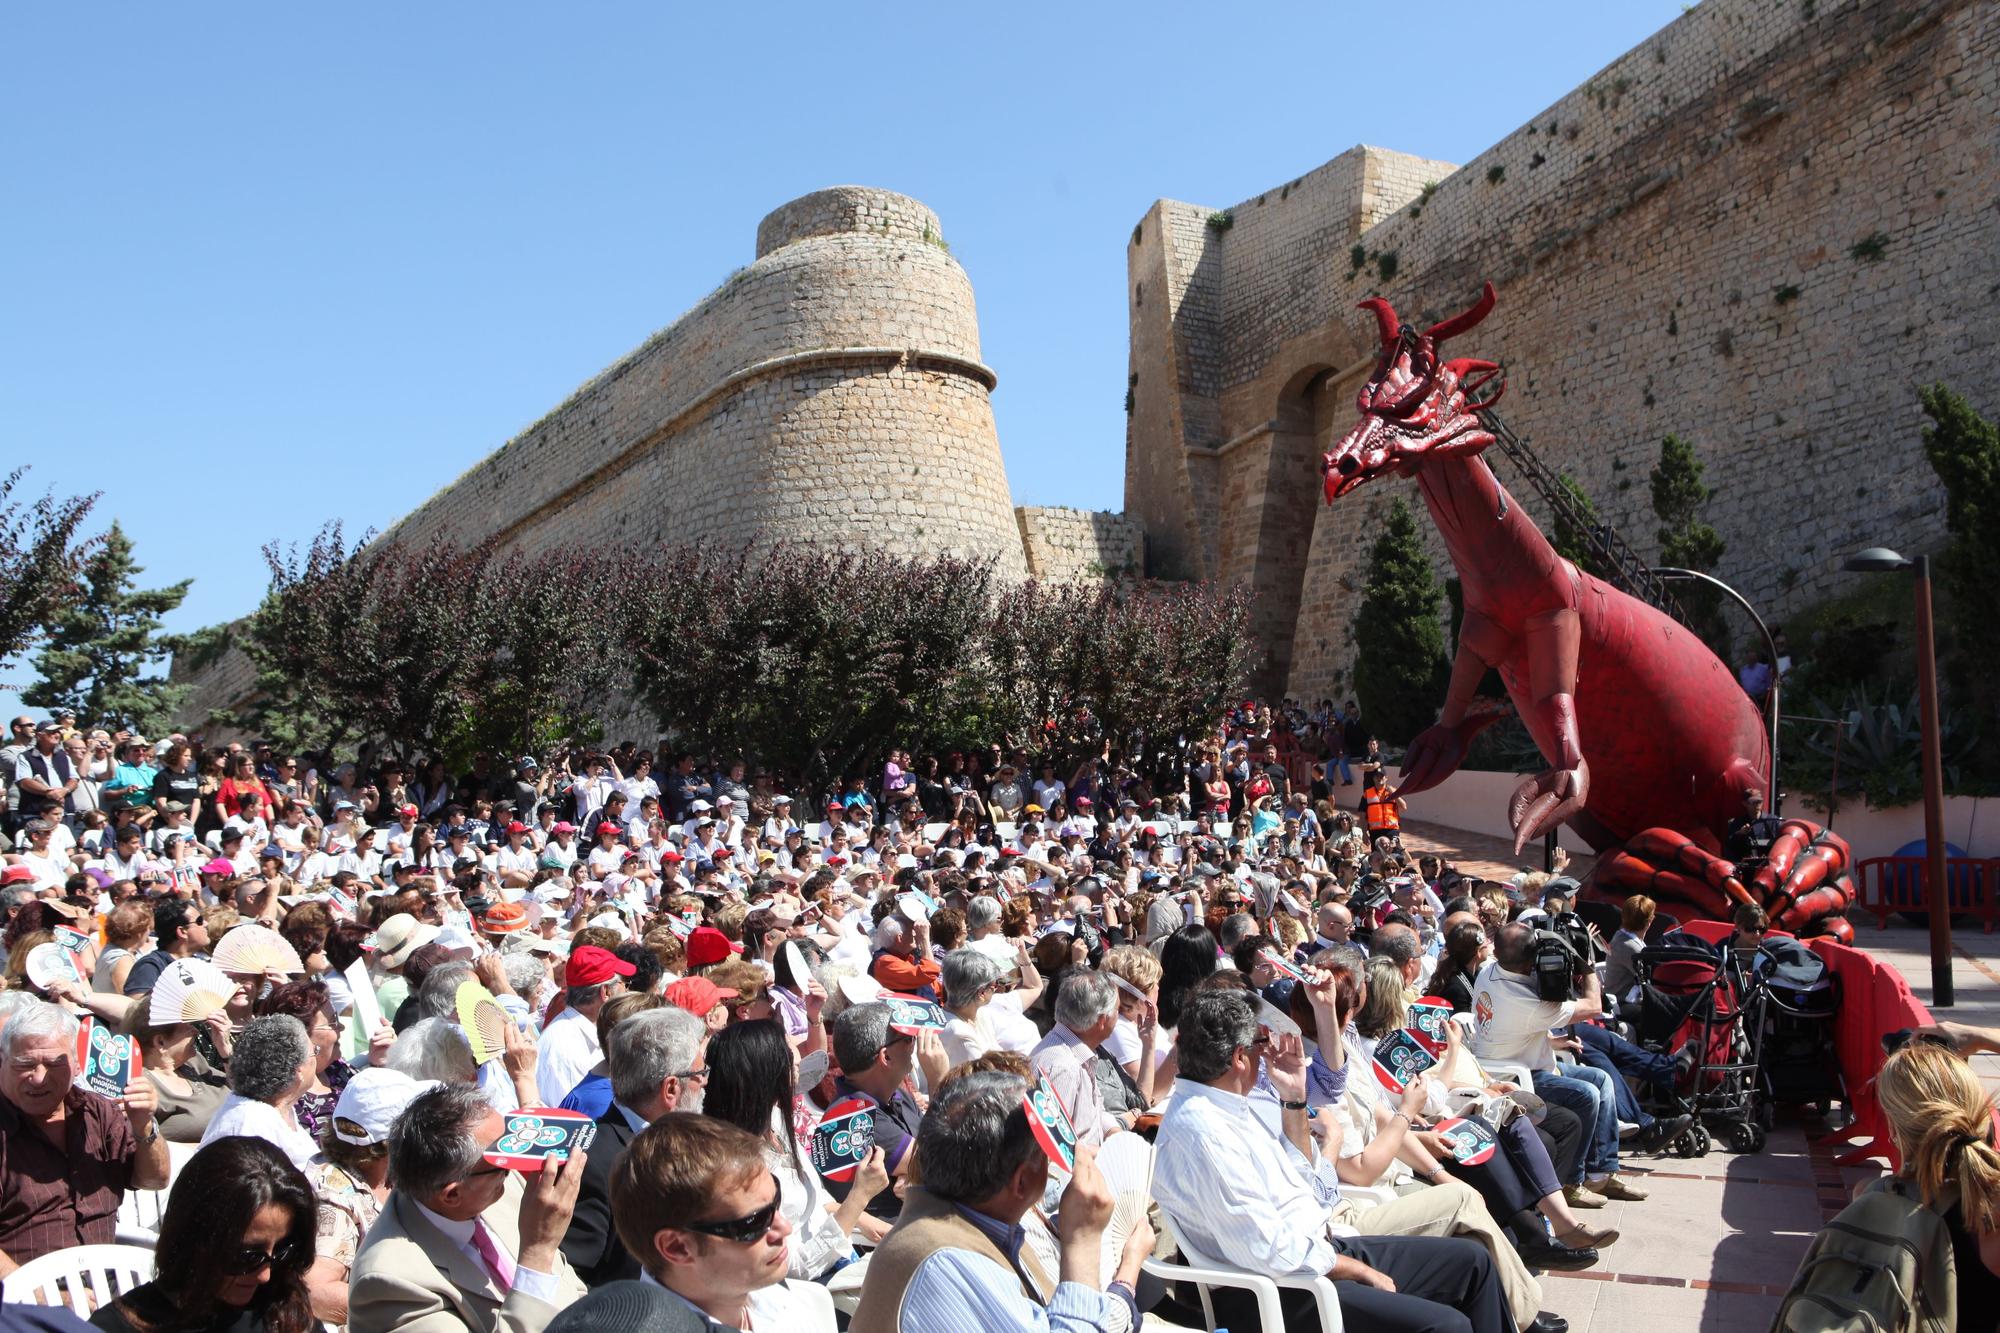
[1126,0,1997,703]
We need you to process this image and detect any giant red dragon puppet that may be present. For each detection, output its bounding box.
[1322,282,1855,941]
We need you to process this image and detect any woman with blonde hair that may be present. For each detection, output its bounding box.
[1876,1037,2000,1305]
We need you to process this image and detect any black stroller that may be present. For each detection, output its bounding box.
[1752,936,1844,1118]
[1624,931,1768,1154]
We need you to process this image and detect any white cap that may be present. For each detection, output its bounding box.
[331,1068,438,1146]
[688,800,713,812]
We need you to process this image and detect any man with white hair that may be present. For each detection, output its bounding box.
[0,998,170,1273]
[1028,971,1128,1146]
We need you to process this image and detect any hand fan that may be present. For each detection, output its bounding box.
[455,980,509,1066]
[149,957,237,1026]
[210,923,305,976]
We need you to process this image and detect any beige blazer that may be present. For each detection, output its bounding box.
[348,1174,587,1333]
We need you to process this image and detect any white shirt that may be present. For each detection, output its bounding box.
[200,1094,318,1171]
[535,1006,600,1106]
[1153,1078,1346,1279]
[638,1269,836,1332]
[1467,958,1578,1074]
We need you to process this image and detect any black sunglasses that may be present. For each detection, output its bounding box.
[225,1238,302,1275]
[1881,1028,1956,1056]
[683,1173,784,1243]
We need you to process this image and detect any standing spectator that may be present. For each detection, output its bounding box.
[11,719,79,823]
[218,752,276,827]
[989,764,1027,821]
[0,999,170,1274]
[348,1083,588,1331]
[88,1137,319,1333]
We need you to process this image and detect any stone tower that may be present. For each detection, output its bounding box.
[371,185,1027,574]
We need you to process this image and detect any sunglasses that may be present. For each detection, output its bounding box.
[225,1238,302,1275]
[683,1174,784,1243]
[1881,1028,1956,1056]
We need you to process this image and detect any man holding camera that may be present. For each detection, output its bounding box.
[1468,924,1648,1207]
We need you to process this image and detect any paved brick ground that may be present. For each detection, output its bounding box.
[1380,826,1992,1331]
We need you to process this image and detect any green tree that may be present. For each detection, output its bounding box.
[1353,497,1451,747]
[1919,383,2000,775]
[0,468,96,664]
[23,522,193,733]
[1649,433,1730,656]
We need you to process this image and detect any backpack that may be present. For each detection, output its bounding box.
[1773,1176,1956,1332]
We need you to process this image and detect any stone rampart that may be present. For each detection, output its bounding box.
[1015,507,1145,581]
[1127,0,1996,703]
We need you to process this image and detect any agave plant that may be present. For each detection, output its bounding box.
[1790,685,1977,812]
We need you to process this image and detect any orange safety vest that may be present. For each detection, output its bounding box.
[1364,786,1401,832]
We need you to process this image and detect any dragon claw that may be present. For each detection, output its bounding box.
[1508,762,1589,855]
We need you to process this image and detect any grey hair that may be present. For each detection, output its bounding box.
[830,1001,894,1074]
[940,948,1004,1009]
[964,896,1001,931]
[1370,925,1422,968]
[565,982,610,1008]
[500,953,543,999]
[1,997,78,1057]
[815,962,861,1023]
[417,961,476,1021]
[606,1007,706,1107]
[0,886,35,919]
[1173,988,1261,1083]
[228,1014,312,1101]
[385,1018,477,1085]
[1053,969,1117,1032]
[916,1070,1038,1203]
[1218,912,1260,952]
[388,1082,490,1200]
[870,918,905,951]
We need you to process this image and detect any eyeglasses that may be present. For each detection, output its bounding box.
[673,1065,709,1083]
[683,1174,784,1243]
[224,1238,302,1275]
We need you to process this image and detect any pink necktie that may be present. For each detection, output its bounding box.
[470,1219,515,1293]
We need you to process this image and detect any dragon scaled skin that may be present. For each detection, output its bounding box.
[1322,282,1855,941]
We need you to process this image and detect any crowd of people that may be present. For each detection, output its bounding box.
[0,701,1988,1332]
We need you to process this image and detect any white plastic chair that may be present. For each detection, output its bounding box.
[114,1139,199,1247]
[2,1243,155,1314]
[1146,1219,1345,1333]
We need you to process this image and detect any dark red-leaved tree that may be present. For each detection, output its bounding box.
[0,468,97,666]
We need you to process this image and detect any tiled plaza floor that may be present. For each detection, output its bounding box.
[1378,824,1995,1332]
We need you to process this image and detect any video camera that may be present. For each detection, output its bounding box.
[1530,910,1598,1002]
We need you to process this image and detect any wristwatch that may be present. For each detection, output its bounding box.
[1279,1098,1309,1111]
[138,1121,159,1147]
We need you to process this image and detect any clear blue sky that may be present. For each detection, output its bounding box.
[1,2,1681,718]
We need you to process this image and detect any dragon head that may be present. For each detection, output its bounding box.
[1322,281,1507,503]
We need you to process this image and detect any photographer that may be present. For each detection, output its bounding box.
[1468,924,1649,1207]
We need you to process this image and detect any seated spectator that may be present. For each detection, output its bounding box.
[538,945,635,1106]
[826,1001,942,1221]
[89,1137,318,1333]
[850,1068,1124,1332]
[1469,923,1648,1206]
[562,1005,710,1288]
[704,1017,888,1279]
[253,978,363,1138]
[349,1083,587,1331]
[1429,921,1486,1015]
[202,1013,321,1170]
[0,998,170,1274]
[305,1067,434,1327]
[1029,970,1129,1144]
[1604,895,1653,999]
[125,992,231,1143]
[556,990,667,1119]
[122,895,212,996]
[610,1112,837,1330]
[1152,987,1527,1333]
[1875,1034,2000,1306]
[868,910,941,997]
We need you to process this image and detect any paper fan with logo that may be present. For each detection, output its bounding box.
[455,980,510,1066]
[210,923,305,976]
[149,957,238,1026]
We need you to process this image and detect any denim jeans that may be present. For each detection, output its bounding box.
[1573,1023,1678,1129]
[1334,755,1355,785]
[1534,1064,1620,1178]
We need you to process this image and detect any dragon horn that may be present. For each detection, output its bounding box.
[1424,281,1497,344]
[1357,297,1400,349]
[1446,357,1506,408]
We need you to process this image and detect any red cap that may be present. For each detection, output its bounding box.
[552,821,576,833]
[399,804,418,817]
[1074,797,1092,807]
[505,821,528,834]
[0,865,35,886]
[596,822,622,838]
[664,976,738,1017]
[685,925,740,970]
[660,849,684,862]
[713,847,733,859]
[827,800,843,813]
[564,945,637,987]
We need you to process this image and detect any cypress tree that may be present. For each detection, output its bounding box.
[23,522,194,734]
[1650,434,1731,656]
[1354,497,1451,747]
[1919,383,2000,776]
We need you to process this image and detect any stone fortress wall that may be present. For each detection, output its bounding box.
[1125,0,1997,702]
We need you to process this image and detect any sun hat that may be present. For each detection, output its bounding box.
[330,1067,439,1147]
[365,914,440,967]
[479,903,530,934]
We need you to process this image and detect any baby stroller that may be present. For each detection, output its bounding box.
[1752,935,1844,1118]
[1626,931,1767,1154]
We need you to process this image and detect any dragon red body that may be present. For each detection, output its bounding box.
[1322,283,1854,940]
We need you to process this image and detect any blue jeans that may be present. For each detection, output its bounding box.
[1574,1023,1677,1129]
[1534,1064,1620,1178]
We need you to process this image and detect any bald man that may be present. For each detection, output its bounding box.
[1313,903,1353,953]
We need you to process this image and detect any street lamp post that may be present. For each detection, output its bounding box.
[1655,567,1781,812]
[1843,547,1952,1007]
